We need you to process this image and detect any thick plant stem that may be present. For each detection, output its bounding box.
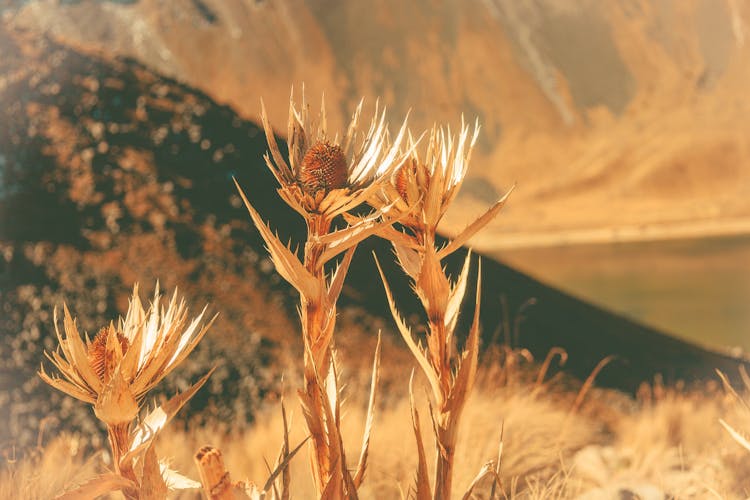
[107,423,138,499]
[299,214,346,496]
[419,234,469,500]
[302,345,335,493]
[434,441,454,500]
[427,302,457,500]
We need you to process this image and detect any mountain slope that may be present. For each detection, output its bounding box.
[9,0,750,247]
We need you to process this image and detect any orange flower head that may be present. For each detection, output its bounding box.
[297,141,348,196]
[394,157,430,206]
[88,326,130,383]
[257,91,410,219]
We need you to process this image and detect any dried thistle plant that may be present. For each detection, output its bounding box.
[234,91,408,497]
[39,283,215,499]
[372,121,512,499]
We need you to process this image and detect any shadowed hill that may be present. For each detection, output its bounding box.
[1,24,747,451]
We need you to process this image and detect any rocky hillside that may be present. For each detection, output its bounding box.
[8,0,750,247]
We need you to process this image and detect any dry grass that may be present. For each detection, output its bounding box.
[0,433,98,500]
[151,379,750,499]
[6,374,750,499]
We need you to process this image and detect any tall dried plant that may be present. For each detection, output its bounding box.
[39,284,215,499]
[371,121,512,499]
[234,91,409,497]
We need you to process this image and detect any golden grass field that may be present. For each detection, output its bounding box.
[3,358,750,499]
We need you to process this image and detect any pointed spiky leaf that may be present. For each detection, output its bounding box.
[445,251,472,336]
[327,246,356,307]
[320,359,346,492]
[38,365,96,403]
[438,186,514,259]
[139,443,169,500]
[447,260,482,414]
[261,98,293,181]
[125,369,213,465]
[409,373,432,500]
[54,474,135,500]
[60,305,103,393]
[93,369,139,426]
[318,203,397,263]
[414,246,450,324]
[234,178,319,299]
[353,333,381,488]
[393,242,422,280]
[374,254,442,402]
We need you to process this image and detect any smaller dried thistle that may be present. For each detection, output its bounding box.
[370,119,514,271]
[372,118,513,499]
[39,283,216,498]
[39,283,214,423]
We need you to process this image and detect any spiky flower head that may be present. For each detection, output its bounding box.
[39,283,214,425]
[370,118,513,270]
[260,90,410,220]
[375,119,480,231]
[298,141,349,195]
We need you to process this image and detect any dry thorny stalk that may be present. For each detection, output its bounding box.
[234,90,410,497]
[370,122,513,499]
[38,284,216,499]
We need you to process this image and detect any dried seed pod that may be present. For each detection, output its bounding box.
[298,141,348,195]
[394,161,412,202]
[394,157,428,205]
[88,326,130,383]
